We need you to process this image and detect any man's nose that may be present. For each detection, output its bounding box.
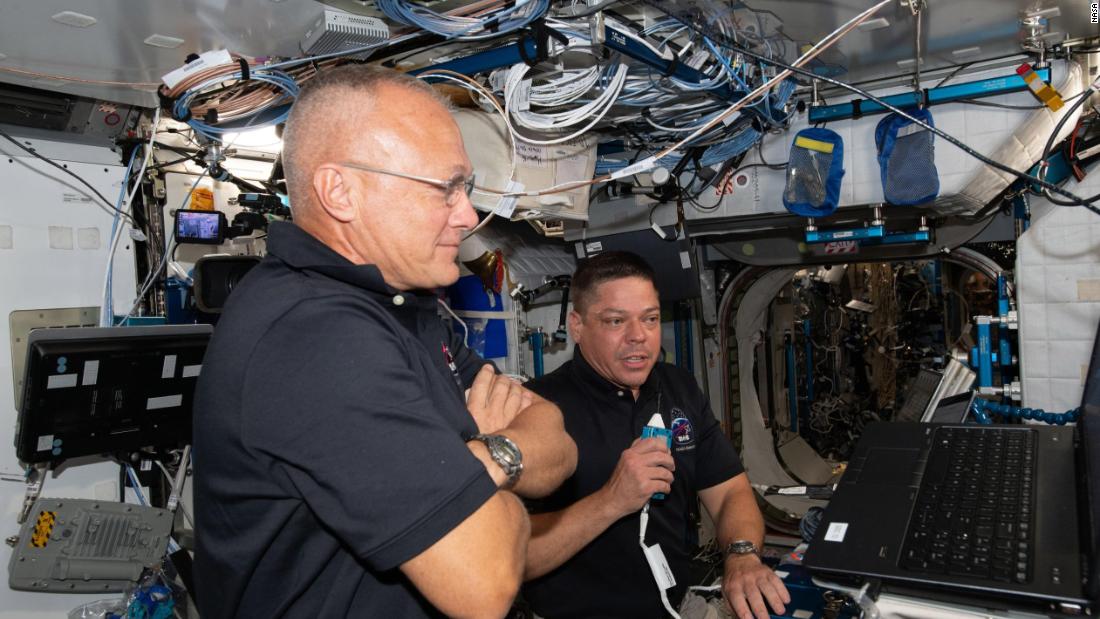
[451,190,480,231]
[625,319,646,342]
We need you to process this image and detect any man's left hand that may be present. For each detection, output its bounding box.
[466,364,530,434]
[721,554,790,619]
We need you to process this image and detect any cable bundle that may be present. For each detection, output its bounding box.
[377,0,550,41]
[161,55,341,141]
[503,61,629,145]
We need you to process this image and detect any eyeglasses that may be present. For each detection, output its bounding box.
[339,161,476,207]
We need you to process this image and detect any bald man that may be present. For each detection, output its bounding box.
[193,66,576,619]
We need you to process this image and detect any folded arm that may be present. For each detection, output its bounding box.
[467,365,577,498]
[402,488,529,619]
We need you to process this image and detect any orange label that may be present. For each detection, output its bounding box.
[190,187,215,211]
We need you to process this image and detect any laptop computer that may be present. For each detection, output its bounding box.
[804,333,1100,614]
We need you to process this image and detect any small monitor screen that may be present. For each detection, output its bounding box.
[16,325,212,463]
[175,209,226,244]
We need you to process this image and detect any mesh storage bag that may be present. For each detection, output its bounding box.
[782,128,845,217]
[875,107,939,206]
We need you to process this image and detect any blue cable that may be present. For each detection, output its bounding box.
[970,398,1080,425]
[703,37,749,92]
[174,69,299,141]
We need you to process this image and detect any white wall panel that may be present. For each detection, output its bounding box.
[1017,170,1100,412]
[0,136,136,617]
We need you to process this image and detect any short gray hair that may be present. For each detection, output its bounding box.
[282,65,453,212]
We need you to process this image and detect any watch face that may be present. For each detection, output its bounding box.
[496,437,520,465]
[729,541,756,554]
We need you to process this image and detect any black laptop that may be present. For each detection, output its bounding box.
[804,331,1100,614]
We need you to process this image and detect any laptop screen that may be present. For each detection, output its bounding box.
[1079,320,1100,603]
[925,390,975,424]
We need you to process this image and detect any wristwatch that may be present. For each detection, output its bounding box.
[469,433,524,489]
[724,540,761,559]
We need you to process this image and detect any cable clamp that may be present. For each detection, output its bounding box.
[851,99,863,119]
[516,19,569,67]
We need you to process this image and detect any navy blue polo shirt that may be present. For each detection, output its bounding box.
[193,222,496,619]
[523,348,744,619]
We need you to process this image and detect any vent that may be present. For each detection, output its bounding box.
[0,83,76,132]
[50,11,97,28]
[143,34,185,49]
[301,9,389,61]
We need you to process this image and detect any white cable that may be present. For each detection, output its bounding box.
[639,503,683,619]
[437,298,470,348]
[155,460,194,528]
[506,63,622,128]
[505,63,629,145]
[101,107,160,325]
[166,445,190,514]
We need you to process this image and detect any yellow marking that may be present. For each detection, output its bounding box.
[794,136,835,154]
[29,510,56,548]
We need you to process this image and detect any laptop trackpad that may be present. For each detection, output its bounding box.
[858,447,920,484]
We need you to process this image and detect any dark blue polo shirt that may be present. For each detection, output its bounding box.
[193,222,496,618]
[523,348,744,619]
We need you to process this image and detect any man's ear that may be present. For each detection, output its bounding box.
[568,309,584,345]
[313,164,357,223]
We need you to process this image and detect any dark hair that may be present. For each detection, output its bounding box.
[571,251,658,314]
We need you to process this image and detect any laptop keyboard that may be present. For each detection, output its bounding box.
[900,426,1036,583]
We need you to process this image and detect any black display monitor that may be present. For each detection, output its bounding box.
[175,209,227,244]
[15,325,212,464]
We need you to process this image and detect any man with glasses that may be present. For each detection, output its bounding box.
[194,65,577,619]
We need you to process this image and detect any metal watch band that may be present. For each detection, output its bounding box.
[724,539,761,558]
[470,433,523,489]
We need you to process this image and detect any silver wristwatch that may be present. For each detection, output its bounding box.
[470,433,523,489]
[724,540,761,558]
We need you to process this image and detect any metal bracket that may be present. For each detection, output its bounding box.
[1020,7,1062,59]
[17,464,47,524]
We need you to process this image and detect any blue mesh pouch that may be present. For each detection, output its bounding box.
[875,107,939,206]
[782,128,844,217]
